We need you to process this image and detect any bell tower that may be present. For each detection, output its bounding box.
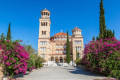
[39,8,51,38]
[38,9,51,61]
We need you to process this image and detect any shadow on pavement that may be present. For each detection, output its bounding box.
[68,67,106,77]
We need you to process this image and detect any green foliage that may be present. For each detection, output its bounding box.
[0,40,29,78]
[66,30,71,64]
[82,38,120,78]
[99,0,106,39]
[99,0,114,39]
[76,48,79,60]
[23,44,44,70]
[7,23,11,40]
[75,58,82,66]
[92,36,95,41]
[1,33,6,41]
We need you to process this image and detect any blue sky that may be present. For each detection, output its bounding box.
[0,0,120,50]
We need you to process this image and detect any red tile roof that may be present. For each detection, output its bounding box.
[54,32,67,36]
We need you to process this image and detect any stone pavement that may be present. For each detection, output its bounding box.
[16,66,108,80]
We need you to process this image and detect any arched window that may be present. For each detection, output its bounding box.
[46,22,47,26]
[44,22,45,26]
[48,13,49,16]
[44,12,45,15]
[41,12,43,15]
[41,22,43,26]
[42,31,46,36]
[46,12,47,15]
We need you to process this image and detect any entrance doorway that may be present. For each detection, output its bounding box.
[55,57,59,63]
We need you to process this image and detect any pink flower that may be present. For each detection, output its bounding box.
[6,62,10,66]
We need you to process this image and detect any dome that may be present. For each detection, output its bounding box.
[72,27,81,32]
[41,8,50,13]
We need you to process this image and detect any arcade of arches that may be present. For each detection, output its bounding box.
[50,55,73,63]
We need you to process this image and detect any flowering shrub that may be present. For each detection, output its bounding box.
[81,37,120,78]
[0,40,30,77]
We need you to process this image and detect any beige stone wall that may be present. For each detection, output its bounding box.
[72,37,84,61]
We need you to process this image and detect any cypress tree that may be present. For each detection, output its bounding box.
[92,36,95,41]
[1,33,6,41]
[7,23,11,40]
[96,37,99,40]
[66,30,71,64]
[113,30,115,37]
[99,0,106,39]
[76,48,79,60]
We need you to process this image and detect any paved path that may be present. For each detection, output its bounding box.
[16,66,107,80]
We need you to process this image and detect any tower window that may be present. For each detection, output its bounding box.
[40,41,47,45]
[76,46,81,51]
[41,22,43,26]
[46,22,47,26]
[42,31,46,36]
[46,12,47,15]
[75,41,82,45]
[40,47,46,51]
[41,12,43,15]
[44,22,45,26]
[44,12,45,15]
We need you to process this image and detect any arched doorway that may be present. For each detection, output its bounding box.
[55,57,59,63]
[51,56,54,61]
[64,57,66,63]
[60,57,63,63]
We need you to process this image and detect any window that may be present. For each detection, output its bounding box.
[41,54,45,58]
[75,41,82,45]
[63,45,66,48]
[59,45,62,48]
[63,50,66,53]
[42,31,46,36]
[41,22,47,26]
[40,41,47,45]
[40,47,46,51]
[76,47,81,51]
[41,12,43,15]
[60,50,62,53]
[56,50,59,53]
[44,22,45,26]
[56,45,59,48]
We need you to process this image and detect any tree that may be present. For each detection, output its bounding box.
[66,30,71,65]
[113,30,115,37]
[7,23,11,40]
[99,0,106,39]
[76,48,79,60]
[1,33,6,41]
[92,36,95,41]
[96,37,99,40]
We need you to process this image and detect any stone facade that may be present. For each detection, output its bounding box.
[38,9,84,63]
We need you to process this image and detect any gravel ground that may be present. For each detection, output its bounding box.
[16,66,109,80]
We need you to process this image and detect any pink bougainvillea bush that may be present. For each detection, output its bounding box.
[0,40,30,77]
[81,37,120,78]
